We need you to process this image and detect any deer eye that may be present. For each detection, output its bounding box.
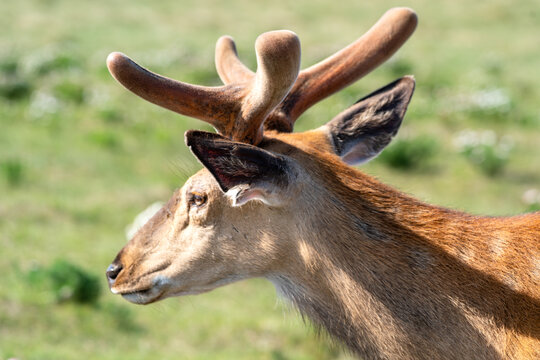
[189,192,207,207]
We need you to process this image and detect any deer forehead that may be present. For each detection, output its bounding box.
[184,168,220,193]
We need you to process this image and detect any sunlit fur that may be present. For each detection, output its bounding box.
[111,128,539,360]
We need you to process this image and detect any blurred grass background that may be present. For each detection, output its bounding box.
[1,0,539,359]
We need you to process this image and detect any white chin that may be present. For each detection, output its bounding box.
[121,289,160,305]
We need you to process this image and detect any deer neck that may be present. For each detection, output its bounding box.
[268,163,540,358]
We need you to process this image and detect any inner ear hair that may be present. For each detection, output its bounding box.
[185,130,289,194]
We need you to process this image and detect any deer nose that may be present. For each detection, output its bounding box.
[106,262,123,285]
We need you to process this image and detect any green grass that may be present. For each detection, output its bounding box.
[1,0,539,359]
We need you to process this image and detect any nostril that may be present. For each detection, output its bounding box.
[106,263,123,283]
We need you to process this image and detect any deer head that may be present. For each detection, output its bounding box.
[106,7,417,305]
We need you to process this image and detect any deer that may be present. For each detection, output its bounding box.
[104,7,540,360]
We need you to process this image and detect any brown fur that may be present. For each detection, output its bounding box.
[267,132,540,359]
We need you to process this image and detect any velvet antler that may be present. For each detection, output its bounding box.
[215,7,417,132]
[108,7,416,144]
[108,31,300,144]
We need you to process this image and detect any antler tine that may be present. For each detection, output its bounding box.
[266,7,418,132]
[107,52,242,131]
[234,30,300,144]
[215,36,255,84]
[107,30,300,145]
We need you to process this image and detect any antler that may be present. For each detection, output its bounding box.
[215,7,418,132]
[108,7,416,144]
[107,31,300,144]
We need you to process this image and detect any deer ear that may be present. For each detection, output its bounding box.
[185,130,290,207]
[323,76,415,165]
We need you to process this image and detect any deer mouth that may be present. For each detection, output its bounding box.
[119,287,164,305]
[112,275,172,304]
